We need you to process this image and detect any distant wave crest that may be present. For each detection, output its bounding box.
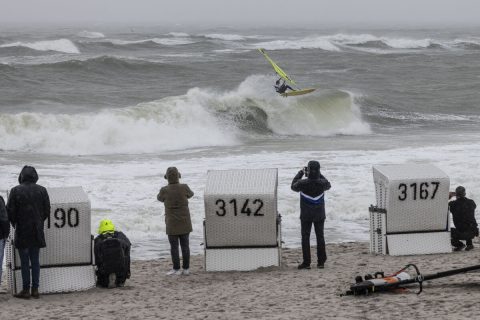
[77,31,105,39]
[108,37,195,46]
[0,38,80,54]
[254,33,447,52]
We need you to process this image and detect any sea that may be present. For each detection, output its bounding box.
[1,25,480,259]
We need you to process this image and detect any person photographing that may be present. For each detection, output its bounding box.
[291,161,331,269]
[449,186,478,251]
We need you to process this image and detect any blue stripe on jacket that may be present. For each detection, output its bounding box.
[300,192,325,205]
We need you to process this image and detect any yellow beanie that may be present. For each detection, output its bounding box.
[98,219,115,234]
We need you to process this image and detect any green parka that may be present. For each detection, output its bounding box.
[157,167,194,235]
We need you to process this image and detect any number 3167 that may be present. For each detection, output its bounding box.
[398,182,440,201]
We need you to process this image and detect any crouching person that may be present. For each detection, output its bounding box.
[94,219,131,288]
[450,186,478,251]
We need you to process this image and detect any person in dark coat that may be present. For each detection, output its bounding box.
[291,161,331,269]
[0,196,10,289]
[449,186,478,251]
[94,219,131,288]
[7,166,50,299]
[157,167,194,276]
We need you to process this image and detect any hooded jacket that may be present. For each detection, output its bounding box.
[291,161,331,222]
[157,167,194,235]
[7,166,50,249]
[0,196,9,239]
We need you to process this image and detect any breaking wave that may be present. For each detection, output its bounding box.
[0,39,80,54]
[253,33,460,51]
[0,75,370,155]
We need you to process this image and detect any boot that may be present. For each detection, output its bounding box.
[31,288,40,299]
[297,263,311,270]
[107,273,117,289]
[14,289,31,299]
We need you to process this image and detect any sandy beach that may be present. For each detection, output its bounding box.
[1,241,480,319]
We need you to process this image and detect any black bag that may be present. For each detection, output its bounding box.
[98,235,126,275]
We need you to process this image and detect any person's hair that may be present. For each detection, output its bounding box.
[455,186,466,198]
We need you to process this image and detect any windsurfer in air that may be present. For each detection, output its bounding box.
[274,78,294,94]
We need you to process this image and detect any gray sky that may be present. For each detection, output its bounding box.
[1,0,480,27]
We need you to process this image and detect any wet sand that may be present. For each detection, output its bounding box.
[1,241,480,319]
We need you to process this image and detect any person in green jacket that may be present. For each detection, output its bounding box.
[157,167,194,276]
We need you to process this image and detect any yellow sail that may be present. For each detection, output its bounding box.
[258,48,296,85]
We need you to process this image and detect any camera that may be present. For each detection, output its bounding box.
[303,166,309,177]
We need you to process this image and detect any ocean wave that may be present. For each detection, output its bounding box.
[107,37,195,46]
[77,31,105,39]
[0,75,370,155]
[372,109,478,122]
[0,54,197,70]
[328,33,440,49]
[452,38,480,49]
[254,38,341,51]
[203,33,250,41]
[0,39,80,54]
[166,32,190,37]
[14,55,178,72]
[253,33,445,51]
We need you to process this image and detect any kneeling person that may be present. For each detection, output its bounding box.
[94,219,131,288]
[450,186,478,251]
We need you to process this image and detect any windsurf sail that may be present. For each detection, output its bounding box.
[258,48,296,86]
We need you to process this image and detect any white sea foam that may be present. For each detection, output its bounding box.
[254,37,341,51]
[1,139,479,259]
[374,109,477,122]
[327,33,380,45]
[383,38,434,49]
[252,33,444,52]
[0,39,80,54]
[0,95,237,155]
[204,33,248,41]
[77,31,105,39]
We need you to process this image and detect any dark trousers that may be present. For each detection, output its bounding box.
[168,234,190,270]
[451,228,474,248]
[18,247,40,290]
[301,219,326,265]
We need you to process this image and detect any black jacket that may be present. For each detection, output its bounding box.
[0,196,9,239]
[7,166,50,249]
[449,197,477,232]
[291,170,331,222]
[94,231,131,276]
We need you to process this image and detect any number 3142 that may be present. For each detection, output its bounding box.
[215,199,264,217]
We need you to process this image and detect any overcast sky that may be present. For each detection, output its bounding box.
[1,0,480,27]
